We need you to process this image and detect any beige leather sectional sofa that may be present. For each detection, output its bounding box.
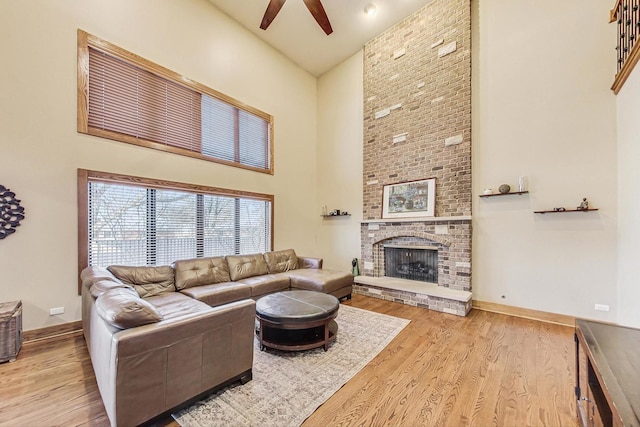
[81,249,353,426]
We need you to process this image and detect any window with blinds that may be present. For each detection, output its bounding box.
[79,170,273,270]
[78,30,273,174]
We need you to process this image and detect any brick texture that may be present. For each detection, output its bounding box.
[360,0,472,303]
[353,284,472,316]
[363,0,471,218]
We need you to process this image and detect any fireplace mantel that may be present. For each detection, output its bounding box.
[362,215,471,224]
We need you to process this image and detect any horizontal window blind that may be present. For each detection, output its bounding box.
[239,109,270,169]
[155,190,198,265]
[88,49,202,152]
[200,95,270,169]
[201,95,236,163]
[87,176,272,268]
[88,182,148,267]
[79,31,273,173]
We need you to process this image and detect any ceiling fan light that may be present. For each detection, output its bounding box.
[364,3,377,17]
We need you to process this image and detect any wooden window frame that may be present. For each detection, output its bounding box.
[77,168,275,294]
[77,29,274,174]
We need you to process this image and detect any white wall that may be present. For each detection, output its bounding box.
[1,0,630,330]
[472,0,618,321]
[316,52,364,270]
[0,0,318,330]
[616,65,640,328]
[315,0,622,321]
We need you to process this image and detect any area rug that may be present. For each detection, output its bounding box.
[173,304,410,427]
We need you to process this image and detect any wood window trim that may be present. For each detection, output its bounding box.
[77,168,275,294]
[77,29,275,174]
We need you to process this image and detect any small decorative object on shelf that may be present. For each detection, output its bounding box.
[518,176,526,192]
[483,188,493,195]
[553,207,566,212]
[577,198,589,210]
[321,209,351,217]
[498,184,511,194]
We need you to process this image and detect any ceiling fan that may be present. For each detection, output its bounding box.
[260,0,333,35]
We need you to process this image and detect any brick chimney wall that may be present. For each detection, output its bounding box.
[360,0,472,292]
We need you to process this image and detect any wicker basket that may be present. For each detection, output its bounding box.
[0,300,22,363]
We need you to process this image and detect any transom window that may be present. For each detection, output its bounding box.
[77,30,273,174]
[77,169,273,292]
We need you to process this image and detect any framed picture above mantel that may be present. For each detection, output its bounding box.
[382,178,435,219]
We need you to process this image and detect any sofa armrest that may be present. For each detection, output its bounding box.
[97,299,256,426]
[298,256,323,269]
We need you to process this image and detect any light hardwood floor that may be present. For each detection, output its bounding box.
[0,295,579,426]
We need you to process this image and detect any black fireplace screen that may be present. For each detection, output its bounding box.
[384,246,438,283]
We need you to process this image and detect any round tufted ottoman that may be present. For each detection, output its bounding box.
[255,290,339,351]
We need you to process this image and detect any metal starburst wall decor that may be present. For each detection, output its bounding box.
[0,185,25,239]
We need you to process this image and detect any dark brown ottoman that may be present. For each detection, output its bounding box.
[256,290,339,351]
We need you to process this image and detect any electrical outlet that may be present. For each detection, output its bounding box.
[49,307,65,315]
[594,304,610,312]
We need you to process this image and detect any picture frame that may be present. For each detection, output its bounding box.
[382,178,436,219]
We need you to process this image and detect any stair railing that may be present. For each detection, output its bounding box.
[610,0,640,93]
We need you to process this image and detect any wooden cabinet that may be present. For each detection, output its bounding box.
[575,319,640,427]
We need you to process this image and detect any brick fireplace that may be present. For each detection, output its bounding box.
[384,244,439,283]
[355,0,472,316]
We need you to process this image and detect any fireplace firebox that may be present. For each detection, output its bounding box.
[384,245,438,283]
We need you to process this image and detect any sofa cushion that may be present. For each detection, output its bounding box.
[144,292,212,320]
[173,256,231,290]
[280,269,353,294]
[263,249,299,274]
[108,265,176,298]
[180,282,252,307]
[90,279,136,299]
[95,288,163,329]
[226,253,269,281]
[81,266,122,290]
[298,256,323,269]
[236,274,290,297]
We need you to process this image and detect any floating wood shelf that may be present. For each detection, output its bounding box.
[533,208,599,214]
[479,191,529,198]
[321,214,351,218]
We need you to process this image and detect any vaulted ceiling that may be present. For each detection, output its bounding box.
[206,0,434,76]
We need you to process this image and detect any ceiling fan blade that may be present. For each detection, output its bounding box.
[260,0,287,31]
[302,0,333,35]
